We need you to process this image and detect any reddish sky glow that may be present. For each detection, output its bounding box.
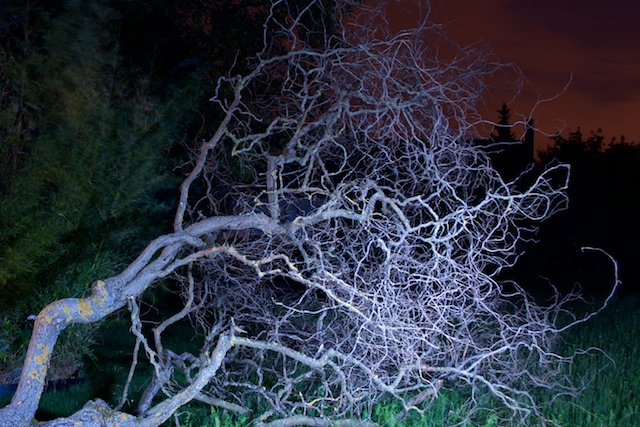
[382,0,640,150]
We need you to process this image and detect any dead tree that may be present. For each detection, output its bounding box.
[0,1,617,426]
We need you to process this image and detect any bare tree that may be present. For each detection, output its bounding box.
[0,1,617,426]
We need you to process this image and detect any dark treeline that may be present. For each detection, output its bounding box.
[482,105,638,297]
[514,129,640,297]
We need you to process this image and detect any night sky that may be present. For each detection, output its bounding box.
[386,0,640,151]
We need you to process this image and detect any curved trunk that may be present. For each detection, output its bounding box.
[0,215,275,426]
[0,280,127,427]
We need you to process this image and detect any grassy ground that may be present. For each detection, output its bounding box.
[180,294,640,426]
[1,295,637,426]
[541,294,640,426]
[169,297,640,427]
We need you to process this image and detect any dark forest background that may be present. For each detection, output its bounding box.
[1,0,637,385]
[485,104,639,299]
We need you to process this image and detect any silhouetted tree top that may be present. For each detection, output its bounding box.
[541,128,603,160]
[491,102,516,142]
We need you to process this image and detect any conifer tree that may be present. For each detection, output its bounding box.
[491,102,517,142]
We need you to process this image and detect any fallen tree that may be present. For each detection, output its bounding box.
[0,1,617,426]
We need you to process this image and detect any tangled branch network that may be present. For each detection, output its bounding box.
[170,4,578,425]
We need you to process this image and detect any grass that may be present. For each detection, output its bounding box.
[1,295,637,426]
[186,294,640,427]
[540,294,640,426]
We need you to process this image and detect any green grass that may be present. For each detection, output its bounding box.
[540,294,640,426]
[35,380,95,420]
[1,295,637,426]
[186,295,640,427]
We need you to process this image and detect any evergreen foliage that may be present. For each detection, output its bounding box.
[0,0,181,377]
[490,102,516,142]
[0,0,175,305]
